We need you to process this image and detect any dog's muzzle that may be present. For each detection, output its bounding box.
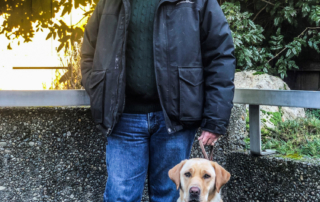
[189,187,200,202]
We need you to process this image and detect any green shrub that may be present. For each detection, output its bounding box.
[246,117,320,159]
[221,1,320,78]
[269,112,282,126]
[306,109,320,119]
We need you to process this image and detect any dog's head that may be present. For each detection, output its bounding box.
[168,158,230,202]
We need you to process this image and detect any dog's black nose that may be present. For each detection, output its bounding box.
[189,187,200,196]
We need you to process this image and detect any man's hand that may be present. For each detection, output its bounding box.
[198,130,221,146]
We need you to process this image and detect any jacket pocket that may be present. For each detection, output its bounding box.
[89,70,106,123]
[179,67,204,121]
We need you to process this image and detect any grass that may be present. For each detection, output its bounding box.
[252,71,265,75]
[306,108,320,120]
[269,111,282,126]
[245,113,320,159]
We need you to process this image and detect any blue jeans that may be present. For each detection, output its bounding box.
[103,111,196,202]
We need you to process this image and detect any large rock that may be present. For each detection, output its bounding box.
[235,70,290,90]
[281,107,306,122]
[235,70,305,128]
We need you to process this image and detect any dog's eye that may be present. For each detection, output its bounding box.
[203,174,211,179]
[184,172,191,177]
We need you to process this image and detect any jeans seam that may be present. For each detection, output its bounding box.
[147,113,151,134]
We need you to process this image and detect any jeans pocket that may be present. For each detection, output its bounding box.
[179,67,204,121]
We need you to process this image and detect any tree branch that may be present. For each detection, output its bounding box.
[260,0,275,6]
[266,27,320,64]
[253,4,268,22]
[260,0,300,10]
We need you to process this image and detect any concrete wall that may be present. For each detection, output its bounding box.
[1,106,319,201]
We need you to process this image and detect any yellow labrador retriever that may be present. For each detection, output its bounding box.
[169,158,230,202]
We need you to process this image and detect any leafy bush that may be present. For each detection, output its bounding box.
[306,108,320,119]
[221,0,320,78]
[264,118,320,158]
[222,2,273,72]
[246,117,320,158]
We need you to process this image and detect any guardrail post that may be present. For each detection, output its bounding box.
[249,105,276,156]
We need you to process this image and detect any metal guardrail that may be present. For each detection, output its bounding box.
[234,89,320,108]
[0,90,89,107]
[236,89,320,155]
[1,89,320,156]
[13,67,69,70]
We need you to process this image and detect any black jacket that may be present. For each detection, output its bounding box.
[81,0,236,136]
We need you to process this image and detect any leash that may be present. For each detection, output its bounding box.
[199,140,214,161]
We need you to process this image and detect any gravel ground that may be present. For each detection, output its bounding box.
[1,105,318,202]
[225,151,320,202]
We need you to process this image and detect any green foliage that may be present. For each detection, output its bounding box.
[269,112,282,126]
[261,127,269,135]
[282,84,288,90]
[1,0,320,79]
[0,0,98,53]
[246,117,320,158]
[306,109,320,119]
[246,106,320,159]
[253,71,266,75]
[264,118,320,158]
[244,137,250,150]
[309,5,320,26]
[222,2,272,72]
[246,109,250,131]
[283,153,303,160]
[221,0,320,78]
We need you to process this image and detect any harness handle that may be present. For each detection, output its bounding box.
[199,140,214,161]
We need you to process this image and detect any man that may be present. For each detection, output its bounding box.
[80,0,235,201]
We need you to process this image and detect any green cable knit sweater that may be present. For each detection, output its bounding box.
[124,0,162,114]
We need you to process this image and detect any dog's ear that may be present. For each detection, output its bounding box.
[168,160,187,190]
[211,162,230,193]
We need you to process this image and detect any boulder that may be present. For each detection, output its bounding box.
[235,70,305,129]
[281,107,306,122]
[235,70,289,90]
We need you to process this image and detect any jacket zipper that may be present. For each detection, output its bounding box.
[153,0,180,134]
[106,0,130,136]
